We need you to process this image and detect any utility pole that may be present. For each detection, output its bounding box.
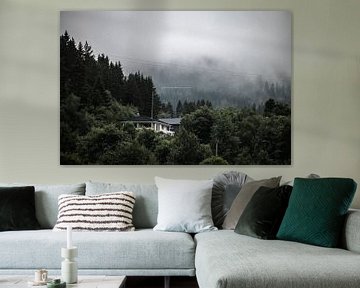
[151,90,154,119]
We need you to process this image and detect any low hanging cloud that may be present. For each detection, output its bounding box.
[61,11,291,106]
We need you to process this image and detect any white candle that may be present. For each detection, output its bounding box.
[67,225,72,248]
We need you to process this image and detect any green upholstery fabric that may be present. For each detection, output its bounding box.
[0,229,195,272]
[235,185,292,239]
[0,186,40,231]
[195,230,360,288]
[277,178,357,247]
[86,181,158,229]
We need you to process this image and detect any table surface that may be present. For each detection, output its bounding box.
[0,275,126,288]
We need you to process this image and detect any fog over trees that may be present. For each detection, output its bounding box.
[134,57,291,110]
[60,32,291,165]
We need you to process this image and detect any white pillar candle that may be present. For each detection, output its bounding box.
[67,225,72,248]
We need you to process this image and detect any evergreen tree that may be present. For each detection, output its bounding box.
[181,106,215,144]
[60,31,291,165]
[168,128,206,164]
[176,100,183,117]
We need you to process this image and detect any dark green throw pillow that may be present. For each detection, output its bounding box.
[0,186,41,231]
[234,185,293,239]
[276,178,357,247]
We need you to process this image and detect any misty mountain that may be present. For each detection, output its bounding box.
[122,56,291,109]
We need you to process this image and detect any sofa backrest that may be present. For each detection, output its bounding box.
[0,182,86,228]
[86,181,158,229]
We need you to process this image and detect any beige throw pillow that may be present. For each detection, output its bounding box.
[222,176,281,230]
[53,192,136,232]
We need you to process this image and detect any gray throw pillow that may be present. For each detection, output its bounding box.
[212,171,252,228]
[86,181,158,229]
[153,177,217,233]
[222,176,281,230]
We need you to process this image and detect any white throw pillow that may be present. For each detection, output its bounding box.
[153,177,217,233]
[53,192,135,231]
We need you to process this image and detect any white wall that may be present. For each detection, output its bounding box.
[0,0,359,207]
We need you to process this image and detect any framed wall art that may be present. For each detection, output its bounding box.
[60,11,291,165]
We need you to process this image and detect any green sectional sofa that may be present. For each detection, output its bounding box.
[0,180,359,288]
[195,215,360,288]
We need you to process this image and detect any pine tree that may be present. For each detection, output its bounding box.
[176,100,183,117]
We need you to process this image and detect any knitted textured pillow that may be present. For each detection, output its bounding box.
[53,192,135,231]
[277,178,357,247]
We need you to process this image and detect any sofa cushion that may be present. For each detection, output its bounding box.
[153,177,216,233]
[0,183,86,228]
[0,229,195,272]
[53,192,136,232]
[86,181,158,229]
[212,171,251,228]
[195,230,360,288]
[0,186,40,231]
[277,178,357,247]
[234,185,292,239]
[222,176,281,229]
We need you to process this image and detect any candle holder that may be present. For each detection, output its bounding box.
[61,247,78,284]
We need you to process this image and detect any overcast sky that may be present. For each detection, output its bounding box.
[60,11,291,82]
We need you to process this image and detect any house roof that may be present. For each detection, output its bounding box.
[158,118,182,125]
[124,116,170,125]
[127,116,155,122]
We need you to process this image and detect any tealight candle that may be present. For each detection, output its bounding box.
[67,225,72,249]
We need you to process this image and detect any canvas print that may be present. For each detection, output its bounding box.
[60,11,291,165]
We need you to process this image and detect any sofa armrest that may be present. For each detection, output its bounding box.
[342,209,360,253]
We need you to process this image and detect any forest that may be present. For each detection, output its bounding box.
[60,31,291,165]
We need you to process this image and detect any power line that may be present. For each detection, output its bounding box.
[105,53,289,83]
[161,86,192,89]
